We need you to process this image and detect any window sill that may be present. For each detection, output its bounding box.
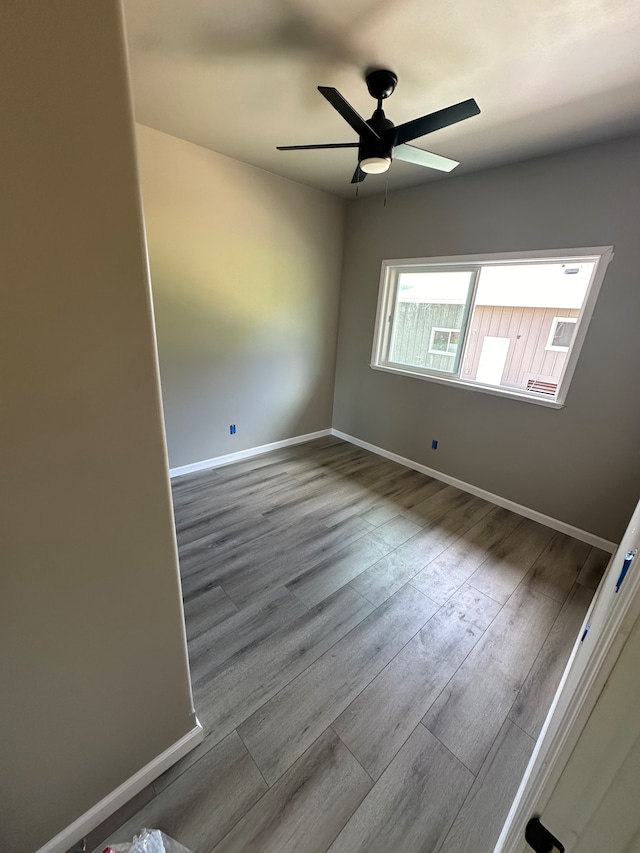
[370,363,566,409]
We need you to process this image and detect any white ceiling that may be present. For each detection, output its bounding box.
[123,0,640,198]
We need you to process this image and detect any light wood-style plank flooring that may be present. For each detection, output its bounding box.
[86,437,610,853]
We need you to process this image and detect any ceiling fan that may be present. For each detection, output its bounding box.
[277,68,480,183]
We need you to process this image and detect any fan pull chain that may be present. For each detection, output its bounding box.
[384,175,389,206]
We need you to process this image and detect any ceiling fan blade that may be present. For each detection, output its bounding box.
[351,166,367,184]
[277,143,360,150]
[318,86,380,144]
[390,98,480,146]
[393,143,459,172]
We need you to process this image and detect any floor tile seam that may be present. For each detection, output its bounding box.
[408,565,481,608]
[432,776,482,853]
[407,577,437,602]
[575,576,600,593]
[179,534,289,590]
[505,714,538,744]
[351,580,505,739]
[150,729,229,799]
[198,754,272,853]
[286,583,314,609]
[172,482,290,510]
[270,523,383,594]
[460,514,528,578]
[515,575,571,606]
[175,490,293,518]
[319,589,449,758]
[324,543,421,606]
[502,585,579,729]
[374,718,427,782]
[454,699,527,783]
[403,511,504,579]
[464,577,505,605]
[177,518,283,552]
[340,705,444,785]
[320,511,379,532]
[526,534,590,583]
[233,589,440,784]
[188,601,314,689]
[413,596,508,730]
[345,579,378,608]
[183,597,241,638]
[215,580,251,612]
[235,727,271,789]
[190,584,374,694]
[218,543,355,606]
[211,592,379,738]
[329,725,377,786]
[185,619,241,653]
[501,567,577,612]
[472,626,554,695]
[283,531,395,599]
[175,513,257,536]
[436,770,479,853]
[417,721,479,779]
[260,496,360,528]
[414,525,470,565]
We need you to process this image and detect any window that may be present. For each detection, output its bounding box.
[429,328,461,356]
[371,247,613,407]
[546,317,577,352]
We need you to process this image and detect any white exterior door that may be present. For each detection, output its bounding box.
[476,336,510,385]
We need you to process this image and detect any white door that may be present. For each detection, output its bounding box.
[495,498,640,853]
[476,336,510,385]
[540,617,640,852]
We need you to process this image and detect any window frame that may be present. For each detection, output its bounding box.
[546,316,578,352]
[370,247,614,409]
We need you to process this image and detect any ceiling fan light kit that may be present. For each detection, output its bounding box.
[277,68,480,186]
[359,156,391,174]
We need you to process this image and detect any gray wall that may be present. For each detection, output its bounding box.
[0,5,195,851]
[136,125,345,469]
[333,135,640,542]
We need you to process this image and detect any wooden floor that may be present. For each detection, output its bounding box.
[87,437,609,853]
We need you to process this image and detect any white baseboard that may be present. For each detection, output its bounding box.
[37,721,204,853]
[169,429,332,478]
[332,429,617,553]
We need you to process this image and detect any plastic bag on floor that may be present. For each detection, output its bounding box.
[103,828,193,853]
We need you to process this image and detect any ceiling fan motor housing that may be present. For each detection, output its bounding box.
[360,108,395,162]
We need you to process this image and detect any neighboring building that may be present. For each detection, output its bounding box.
[461,304,580,394]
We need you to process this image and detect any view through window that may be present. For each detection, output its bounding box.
[372,249,613,405]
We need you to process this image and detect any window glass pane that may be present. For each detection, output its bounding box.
[388,270,475,375]
[552,321,575,348]
[460,262,594,394]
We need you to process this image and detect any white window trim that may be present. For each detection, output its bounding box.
[546,316,578,352]
[370,247,614,408]
[428,327,461,357]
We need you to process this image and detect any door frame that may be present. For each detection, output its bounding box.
[494,499,640,852]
